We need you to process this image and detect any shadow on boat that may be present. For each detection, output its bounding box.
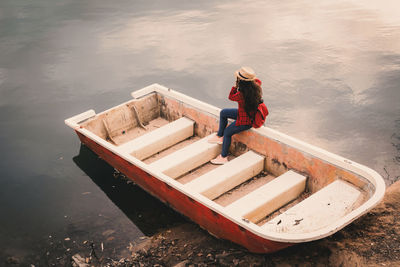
[72,144,185,236]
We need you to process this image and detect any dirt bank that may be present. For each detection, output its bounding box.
[121,180,400,267]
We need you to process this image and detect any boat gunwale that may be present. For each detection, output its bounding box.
[65,83,386,243]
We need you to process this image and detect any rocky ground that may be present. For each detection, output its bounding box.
[68,180,400,267]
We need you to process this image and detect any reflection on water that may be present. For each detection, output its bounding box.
[0,0,399,263]
[97,1,400,174]
[73,144,184,236]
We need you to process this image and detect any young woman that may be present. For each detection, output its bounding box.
[209,66,263,164]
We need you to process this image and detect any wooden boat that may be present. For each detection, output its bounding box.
[65,83,385,253]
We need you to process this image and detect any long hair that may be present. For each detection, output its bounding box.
[237,79,263,119]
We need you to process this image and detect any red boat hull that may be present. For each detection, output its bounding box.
[76,131,292,253]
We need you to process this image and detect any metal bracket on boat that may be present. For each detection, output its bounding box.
[131,103,146,130]
[64,109,96,128]
[102,119,117,144]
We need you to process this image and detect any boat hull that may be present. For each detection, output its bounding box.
[76,130,292,253]
[65,84,385,253]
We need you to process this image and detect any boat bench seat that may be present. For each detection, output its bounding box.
[224,170,307,223]
[262,180,361,233]
[116,117,194,160]
[185,151,264,199]
[148,134,221,179]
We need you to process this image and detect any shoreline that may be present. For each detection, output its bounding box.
[8,181,399,266]
[87,181,400,266]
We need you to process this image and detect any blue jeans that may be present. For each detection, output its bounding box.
[217,108,251,157]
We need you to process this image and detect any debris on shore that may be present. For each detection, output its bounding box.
[87,180,400,266]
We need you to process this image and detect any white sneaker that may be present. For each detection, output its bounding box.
[210,155,228,165]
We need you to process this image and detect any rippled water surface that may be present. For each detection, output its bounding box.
[0,0,399,264]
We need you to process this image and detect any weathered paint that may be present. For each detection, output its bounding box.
[81,94,160,141]
[159,95,220,138]
[76,131,292,253]
[160,94,369,195]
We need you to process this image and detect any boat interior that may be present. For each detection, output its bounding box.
[79,92,372,234]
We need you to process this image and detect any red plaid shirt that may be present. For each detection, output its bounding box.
[228,79,262,126]
[229,87,255,126]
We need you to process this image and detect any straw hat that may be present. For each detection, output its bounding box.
[235,66,256,81]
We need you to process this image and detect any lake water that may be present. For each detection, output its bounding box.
[1,0,399,264]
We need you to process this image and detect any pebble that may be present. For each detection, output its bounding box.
[173,260,189,267]
[102,229,116,236]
